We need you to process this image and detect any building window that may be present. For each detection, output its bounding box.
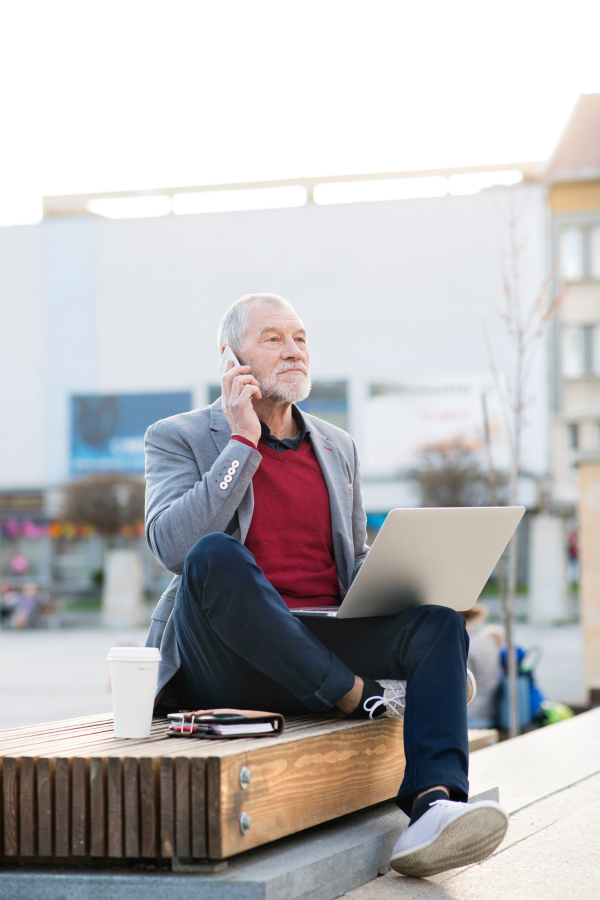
[560,227,584,281]
[568,423,579,451]
[562,324,600,377]
[593,325,600,376]
[591,226,600,280]
[584,325,595,374]
[562,325,585,376]
[297,381,348,431]
[559,224,600,282]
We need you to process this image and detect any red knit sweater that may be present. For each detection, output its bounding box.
[235,437,340,608]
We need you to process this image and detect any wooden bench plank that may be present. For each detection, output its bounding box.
[71,758,87,856]
[89,757,105,857]
[0,713,112,739]
[124,757,140,858]
[3,758,19,856]
[19,757,35,856]
[54,758,70,857]
[139,758,157,858]
[191,757,206,859]
[175,757,190,858]
[159,758,175,858]
[0,715,349,759]
[107,757,123,857]
[0,758,3,856]
[0,719,116,753]
[206,757,222,858]
[36,757,53,857]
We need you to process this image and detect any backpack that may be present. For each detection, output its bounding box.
[496,645,545,731]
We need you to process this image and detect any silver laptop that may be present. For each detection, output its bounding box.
[291,506,525,618]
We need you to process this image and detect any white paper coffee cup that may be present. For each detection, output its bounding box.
[107,646,161,739]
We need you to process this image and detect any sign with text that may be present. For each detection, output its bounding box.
[71,392,191,473]
[362,377,509,478]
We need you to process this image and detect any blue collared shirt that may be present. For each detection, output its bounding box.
[259,406,310,452]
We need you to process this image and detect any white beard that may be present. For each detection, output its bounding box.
[258,362,312,403]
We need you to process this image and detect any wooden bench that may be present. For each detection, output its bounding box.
[0,714,496,864]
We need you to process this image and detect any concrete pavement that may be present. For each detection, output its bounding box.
[343,773,600,899]
[343,709,600,899]
[0,626,148,729]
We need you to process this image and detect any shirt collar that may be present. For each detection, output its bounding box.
[259,405,310,452]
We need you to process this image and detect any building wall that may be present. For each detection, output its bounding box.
[0,183,548,504]
[0,226,44,487]
[550,195,600,507]
[549,182,600,213]
[42,218,98,486]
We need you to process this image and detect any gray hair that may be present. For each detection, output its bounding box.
[217,293,295,355]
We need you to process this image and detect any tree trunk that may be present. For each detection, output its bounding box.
[505,530,519,737]
[506,368,522,739]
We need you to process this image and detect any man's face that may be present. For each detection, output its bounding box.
[237,302,311,403]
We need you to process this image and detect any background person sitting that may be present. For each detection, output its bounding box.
[461,605,503,729]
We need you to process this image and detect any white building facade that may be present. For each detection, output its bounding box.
[1,181,548,505]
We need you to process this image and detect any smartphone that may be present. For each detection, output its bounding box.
[219,346,241,377]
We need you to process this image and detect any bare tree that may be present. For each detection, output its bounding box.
[411,440,497,508]
[62,474,145,538]
[481,391,508,609]
[485,190,560,738]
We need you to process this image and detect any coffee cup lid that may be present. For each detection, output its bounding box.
[107,646,161,662]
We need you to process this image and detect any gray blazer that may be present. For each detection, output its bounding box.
[144,398,368,699]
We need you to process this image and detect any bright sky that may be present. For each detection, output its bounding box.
[1,0,600,225]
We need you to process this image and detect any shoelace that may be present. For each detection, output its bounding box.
[425,799,469,816]
[363,683,406,719]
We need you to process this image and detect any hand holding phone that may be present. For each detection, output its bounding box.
[219,346,262,446]
[219,346,241,377]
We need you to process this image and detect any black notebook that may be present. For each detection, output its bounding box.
[167,708,285,739]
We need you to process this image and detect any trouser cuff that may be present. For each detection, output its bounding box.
[396,761,469,816]
[296,653,355,712]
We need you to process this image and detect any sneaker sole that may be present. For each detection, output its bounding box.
[390,804,508,878]
[467,668,477,705]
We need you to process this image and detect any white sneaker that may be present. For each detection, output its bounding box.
[363,669,476,720]
[467,668,477,705]
[364,680,407,719]
[390,798,509,877]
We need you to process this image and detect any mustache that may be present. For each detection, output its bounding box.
[273,362,309,376]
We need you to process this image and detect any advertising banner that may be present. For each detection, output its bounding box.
[71,392,191,473]
[362,377,509,478]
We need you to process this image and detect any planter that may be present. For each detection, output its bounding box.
[102,547,145,628]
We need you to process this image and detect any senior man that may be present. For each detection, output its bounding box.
[145,292,508,877]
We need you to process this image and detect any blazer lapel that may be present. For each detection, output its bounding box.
[308,420,354,592]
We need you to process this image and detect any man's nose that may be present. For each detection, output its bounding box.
[281,337,302,358]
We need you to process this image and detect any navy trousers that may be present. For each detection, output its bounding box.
[172,533,470,814]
